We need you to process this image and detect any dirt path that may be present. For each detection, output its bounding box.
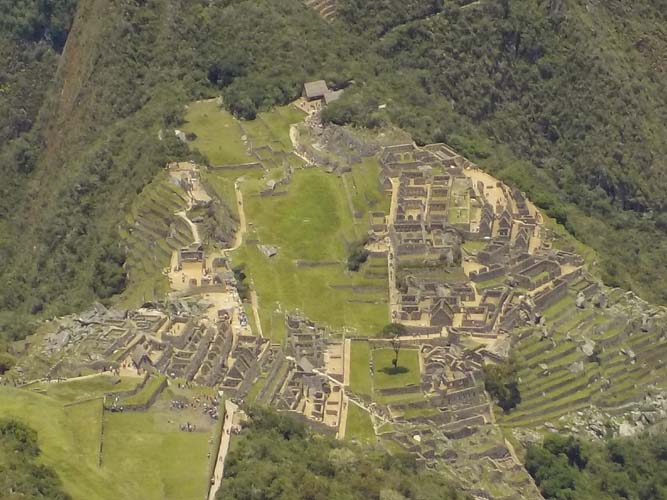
[337,395,349,439]
[249,290,264,338]
[343,339,351,387]
[225,181,247,254]
[208,399,238,500]
[176,210,200,244]
[289,124,315,166]
[387,178,400,322]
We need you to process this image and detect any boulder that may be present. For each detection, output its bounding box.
[619,422,637,437]
[568,361,584,374]
[582,339,596,358]
[593,292,608,309]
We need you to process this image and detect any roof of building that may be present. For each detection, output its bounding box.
[304,80,329,99]
[131,345,151,366]
[324,89,344,104]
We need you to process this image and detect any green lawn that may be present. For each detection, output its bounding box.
[0,385,212,500]
[232,169,388,338]
[121,374,166,406]
[260,104,306,148]
[372,348,421,390]
[103,409,209,500]
[345,403,375,444]
[349,341,372,396]
[182,100,254,166]
[462,240,488,253]
[344,157,390,216]
[28,374,142,403]
[243,169,355,261]
[240,104,304,152]
[203,165,265,222]
[0,386,110,499]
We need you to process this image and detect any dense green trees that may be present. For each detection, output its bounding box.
[527,432,667,500]
[218,407,470,500]
[483,356,521,412]
[0,419,70,499]
[347,239,370,271]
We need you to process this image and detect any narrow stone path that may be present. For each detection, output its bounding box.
[340,174,360,239]
[289,124,315,166]
[208,399,238,500]
[387,178,400,322]
[249,290,264,338]
[225,181,247,254]
[175,210,200,244]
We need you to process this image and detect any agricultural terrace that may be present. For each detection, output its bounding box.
[119,171,192,307]
[28,374,142,403]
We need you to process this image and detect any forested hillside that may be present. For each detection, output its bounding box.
[218,407,470,500]
[526,432,667,500]
[329,0,667,302]
[1,0,666,336]
[0,419,70,499]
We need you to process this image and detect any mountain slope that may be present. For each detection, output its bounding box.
[1,0,666,338]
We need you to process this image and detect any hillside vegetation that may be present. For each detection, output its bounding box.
[0,419,70,499]
[1,0,666,336]
[218,407,470,500]
[527,432,667,500]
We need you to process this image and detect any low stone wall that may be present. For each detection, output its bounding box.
[470,265,506,283]
[209,162,262,171]
[119,377,168,412]
[104,372,150,400]
[277,409,337,435]
[258,190,289,198]
[376,385,422,397]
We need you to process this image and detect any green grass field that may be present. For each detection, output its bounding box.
[120,374,166,406]
[103,408,209,500]
[349,341,372,396]
[344,157,390,216]
[244,169,354,261]
[203,166,264,220]
[372,348,421,390]
[0,383,212,500]
[232,168,388,338]
[28,374,142,403]
[345,403,375,444]
[182,100,254,166]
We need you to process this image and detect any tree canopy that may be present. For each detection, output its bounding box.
[0,419,70,499]
[218,406,470,500]
[527,432,667,500]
